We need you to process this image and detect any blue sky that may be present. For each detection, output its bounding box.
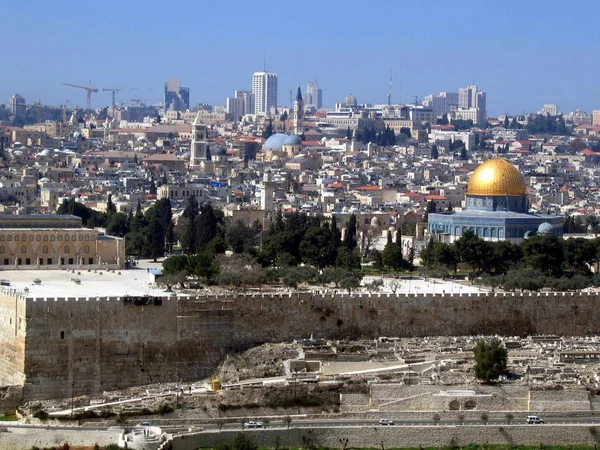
[1,0,599,116]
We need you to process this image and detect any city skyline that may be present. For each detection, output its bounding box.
[1,0,599,116]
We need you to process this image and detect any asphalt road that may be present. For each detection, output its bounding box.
[6,416,600,432]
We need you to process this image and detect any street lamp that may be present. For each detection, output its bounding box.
[70,381,75,419]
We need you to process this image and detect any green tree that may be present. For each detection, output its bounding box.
[431,144,439,159]
[522,234,564,277]
[299,226,337,268]
[335,247,361,270]
[105,212,130,237]
[382,241,405,273]
[195,204,218,252]
[107,194,117,214]
[262,120,274,139]
[454,230,492,273]
[344,214,357,250]
[473,338,507,383]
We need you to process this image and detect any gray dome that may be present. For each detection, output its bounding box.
[537,222,554,235]
[263,133,289,151]
[212,146,227,156]
[284,135,302,145]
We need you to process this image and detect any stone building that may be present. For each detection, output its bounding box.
[0,214,124,269]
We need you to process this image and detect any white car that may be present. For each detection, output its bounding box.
[244,421,264,429]
[526,415,544,424]
[379,419,394,425]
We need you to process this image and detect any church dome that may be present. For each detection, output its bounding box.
[284,135,302,145]
[466,158,526,197]
[263,133,289,151]
[537,222,554,235]
[212,146,227,156]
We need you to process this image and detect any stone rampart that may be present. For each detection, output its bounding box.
[167,425,600,450]
[3,290,600,401]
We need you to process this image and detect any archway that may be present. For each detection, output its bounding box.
[464,400,476,410]
[449,399,460,410]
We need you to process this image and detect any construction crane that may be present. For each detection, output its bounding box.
[102,88,122,109]
[129,98,160,106]
[62,82,98,119]
[62,100,69,124]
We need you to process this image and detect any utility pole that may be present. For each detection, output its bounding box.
[71,381,75,419]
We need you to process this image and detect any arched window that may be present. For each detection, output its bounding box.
[14,235,19,242]
[58,235,63,241]
[60,331,65,340]
[28,235,33,242]
[35,235,41,241]
[78,235,83,241]
[51,235,55,241]
[64,246,70,254]
[65,235,69,242]
[0,246,4,254]
[21,246,26,254]
[84,246,89,253]
[43,246,48,254]
[7,235,12,242]
[0,236,5,242]
[43,235,48,241]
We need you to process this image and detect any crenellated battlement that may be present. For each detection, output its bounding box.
[2,288,600,401]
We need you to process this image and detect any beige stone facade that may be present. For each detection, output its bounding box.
[0,215,124,269]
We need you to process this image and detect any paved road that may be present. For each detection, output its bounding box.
[6,416,600,432]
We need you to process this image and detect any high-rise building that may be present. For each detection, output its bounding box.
[164,79,190,112]
[305,81,322,110]
[458,85,486,110]
[252,72,278,116]
[9,94,25,118]
[423,92,459,118]
[226,90,255,120]
[541,104,558,116]
[456,85,487,125]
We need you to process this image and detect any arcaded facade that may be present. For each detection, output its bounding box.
[0,214,125,269]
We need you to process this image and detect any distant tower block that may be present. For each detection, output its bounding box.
[261,170,274,212]
[293,87,304,135]
[189,111,210,168]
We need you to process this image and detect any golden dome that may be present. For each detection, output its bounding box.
[466,158,526,196]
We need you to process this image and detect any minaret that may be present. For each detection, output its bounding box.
[261,170,274,212]
[351,128,357,152]
[190,111,210,168]
[293,87,304,135]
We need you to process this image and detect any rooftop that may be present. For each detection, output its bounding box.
[0,264,171,298]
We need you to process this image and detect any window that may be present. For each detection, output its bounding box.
[65,235,69,242]
[7,236,11,242]
[21,234,26,241]
[3,259,7,265]
[64,246,70,254]
[58,235,62,241]
[71,235,76,241]
[25,258,30,265]
[20,246,26,254]
[85,235,89,241]
[14,236,18,242]
[0,246,3,254]
[84,246,89,253]
[50,235,55,241]
[35,235,41,242]
[47,258,52,265]
[59,258,64,265]
[88,258,93,264]
[28,235,33,242]
[0,236,4,242]
[42,246,48,254]
[60,331,64,340]
[78,235,83,242]
[68,258,74,265]
[43,235,48,241]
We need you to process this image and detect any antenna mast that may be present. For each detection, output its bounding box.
[387,69,392,106]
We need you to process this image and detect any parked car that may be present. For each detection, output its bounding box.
[526,415,544,424]
[379,418,394,425]
[244,421,264,429]
[137,421,152,427]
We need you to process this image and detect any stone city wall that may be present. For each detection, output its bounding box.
[3,290,600,401]
[166,425,600,450]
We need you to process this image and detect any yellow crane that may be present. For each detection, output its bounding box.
[62,82,98,119]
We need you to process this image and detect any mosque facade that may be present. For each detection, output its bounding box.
[427,157,564,243]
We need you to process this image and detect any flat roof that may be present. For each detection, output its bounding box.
[0,267,172,298]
